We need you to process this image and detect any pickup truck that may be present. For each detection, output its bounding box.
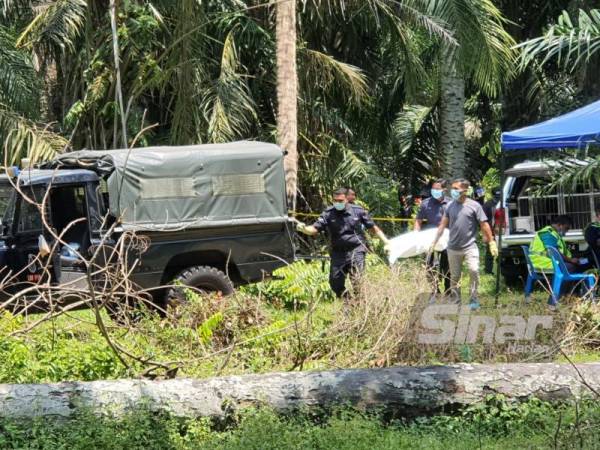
[499,159,594,284]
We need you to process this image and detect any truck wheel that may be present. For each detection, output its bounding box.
[167,266,234,306]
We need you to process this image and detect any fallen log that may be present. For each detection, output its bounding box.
[1,363,599,419]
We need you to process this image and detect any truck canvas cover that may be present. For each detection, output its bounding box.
[47,141,288,231]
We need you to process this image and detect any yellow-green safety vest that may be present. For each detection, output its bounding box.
[529,225,571,270]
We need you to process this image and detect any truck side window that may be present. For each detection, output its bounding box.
[47,184,92,257]
[17,198,43,233]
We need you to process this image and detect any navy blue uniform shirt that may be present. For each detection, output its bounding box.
[416,196,447,229]
[312,204,375,252]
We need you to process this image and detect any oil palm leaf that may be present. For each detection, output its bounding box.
[0,104,68,164]
[517,9,600,72]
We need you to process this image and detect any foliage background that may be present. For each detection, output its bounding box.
[2,0,600,213]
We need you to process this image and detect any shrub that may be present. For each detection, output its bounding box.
[243,261,334,307]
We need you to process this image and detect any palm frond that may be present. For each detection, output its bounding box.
[202,30,258,143]
[1,0,32,23]
[392,104,433,153]
[517,9,600,72]
[0,26,40,118]
[300,48,369,105]
[391,0,456,46]
[17,0,87,53]
[0,103,68,164]
[428,0,517,97]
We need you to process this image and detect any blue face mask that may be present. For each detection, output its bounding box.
[334,202,346,211]
[431,189,444,200]
[450,189,462,200]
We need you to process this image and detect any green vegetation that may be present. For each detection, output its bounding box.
[1,1,599,210]
[1,397,599,449]
[0,258,598,383]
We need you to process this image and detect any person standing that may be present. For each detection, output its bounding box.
[431,179,497,310]
[474,186,485,206]
[345,187,357,204]
[584,206,600,267]
[398,185,411,233]
[414,179,450,300]
[482,188,501,274]
[296,188,390,298]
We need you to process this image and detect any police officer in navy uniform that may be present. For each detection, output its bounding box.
[585,205,600,267]
[414,179,450,299]
[296,188,391,298]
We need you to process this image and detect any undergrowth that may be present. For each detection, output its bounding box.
[0,258,598,383]
[1,397,600,449]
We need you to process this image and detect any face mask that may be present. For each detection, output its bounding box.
[450,189,462,200]
[431,189,444,200]
[334,202,346,211]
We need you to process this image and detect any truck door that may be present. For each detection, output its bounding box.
[48,184,92,290]
[7,185,53,284]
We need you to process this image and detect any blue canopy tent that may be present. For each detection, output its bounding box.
[495,100,600,298]
[501,99,600,150]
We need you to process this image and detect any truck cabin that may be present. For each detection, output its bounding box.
[0,169,103,262]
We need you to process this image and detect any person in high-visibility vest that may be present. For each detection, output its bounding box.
[530,215,589,273]
[584,206,600,267]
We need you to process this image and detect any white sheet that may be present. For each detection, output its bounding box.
[388,228,449,264]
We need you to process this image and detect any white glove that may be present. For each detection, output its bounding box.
[296,222,308,233]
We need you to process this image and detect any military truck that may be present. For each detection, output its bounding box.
[0,141,295,306]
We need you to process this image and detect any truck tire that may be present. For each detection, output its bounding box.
[167,266,234,306]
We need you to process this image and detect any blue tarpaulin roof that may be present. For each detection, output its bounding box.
[501,99,600,150]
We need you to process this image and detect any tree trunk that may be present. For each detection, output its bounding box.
[1,363,599,419]
[440,53,465,179]
[109,0,128,149]
[276,0,298,209]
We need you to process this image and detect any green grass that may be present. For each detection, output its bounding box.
[1,399,600,449]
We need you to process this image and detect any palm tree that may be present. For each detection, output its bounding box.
[275,0,298,208]
[425,0,516,178]
[518,8,600,90]
[0,6,68,164]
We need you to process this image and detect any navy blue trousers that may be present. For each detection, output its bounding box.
[329,249,366,298]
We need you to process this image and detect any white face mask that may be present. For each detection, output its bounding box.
[333,202,346,211]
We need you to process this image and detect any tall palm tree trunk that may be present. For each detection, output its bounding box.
[276,0,298,209]
[440,55,465,179]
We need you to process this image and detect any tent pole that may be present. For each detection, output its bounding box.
[494,152,506,306]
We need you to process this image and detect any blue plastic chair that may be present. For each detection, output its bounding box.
[521,245,553,301]
[547,246,596,305]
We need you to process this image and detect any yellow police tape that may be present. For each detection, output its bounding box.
[289,211,415,223]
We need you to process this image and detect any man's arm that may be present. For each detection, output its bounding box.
[297,223,319,236]
[432,216,449,246]
[480,221,493,243]
[358,208,390,250]
[296,212,326,237]
[414,203,425,231]
[540,231,578,264]
[368,225,390,244]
